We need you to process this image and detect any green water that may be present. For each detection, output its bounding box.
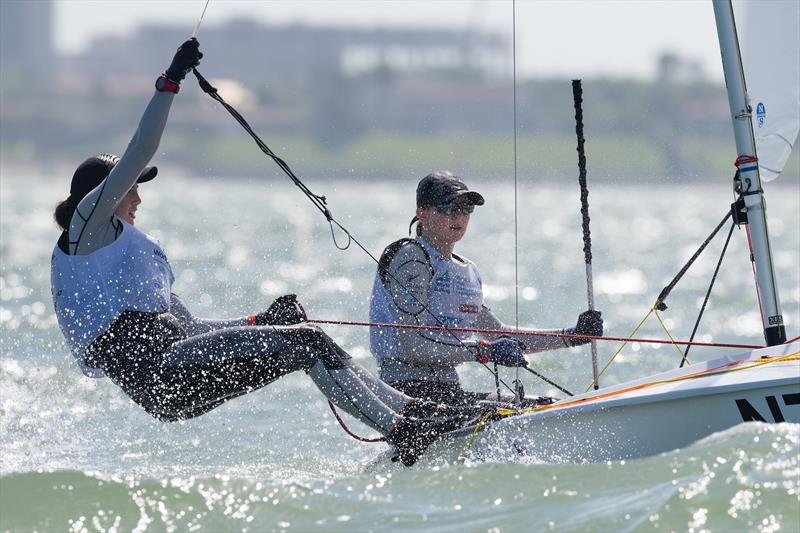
[1,176,798,531]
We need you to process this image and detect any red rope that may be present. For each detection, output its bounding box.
[327,400,386,443]
[307,318,764,350]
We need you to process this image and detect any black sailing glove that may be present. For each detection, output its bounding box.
[563,310,603,347]
[165,38,203,82]
[252,294,308,326]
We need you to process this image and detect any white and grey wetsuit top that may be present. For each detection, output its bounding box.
[370,236,485,384]
[51,220,175,376]
[369,236,578,385]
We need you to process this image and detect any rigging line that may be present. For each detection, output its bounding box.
[511,0,521,401]
[520,365,573,396]
[191,0,211,38]
[744,224,767,331]
[306,318,764,350]
[191,69,537,397]
[327,401,385,443]
[655,209,733,310]
[653,308,691,361]
[681,219,736,366]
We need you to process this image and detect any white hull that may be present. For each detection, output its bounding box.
[368,342,800,468]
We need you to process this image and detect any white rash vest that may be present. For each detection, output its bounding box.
[51,219,175,376]
[369,236,484,384]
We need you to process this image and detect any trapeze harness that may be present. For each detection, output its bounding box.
[370,237,488,399]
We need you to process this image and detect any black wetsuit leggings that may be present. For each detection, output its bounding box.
[84,311,394,423]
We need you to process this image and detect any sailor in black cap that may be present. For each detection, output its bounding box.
[369,171,604,406]
[49,41,486,466]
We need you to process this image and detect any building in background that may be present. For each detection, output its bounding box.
[0,0,55,86]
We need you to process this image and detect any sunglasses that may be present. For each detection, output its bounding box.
[435,203,475,215]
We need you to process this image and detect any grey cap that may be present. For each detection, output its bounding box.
[416,171,485,208]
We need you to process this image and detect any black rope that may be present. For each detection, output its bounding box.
[572,80,592,265]
[655,209,733,311]
[192,69,337,221]
[572,79,600,391]
[191,68,576,397]
[680,219,737,367]
[521,365,574,396]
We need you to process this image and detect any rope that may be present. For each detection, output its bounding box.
[520,365,573,396]
[572,81,593,267]
[191,68,545,397]
[655,209,733,311]
[572,79,600,390]
[583,308,654,392]
[511,0,521,404]
[306,318,764,350]
[192,69,334,223]
[744,224,767,331]
[653,308,691,362]
[530,352,800,417]
[327,401,385,443]
[681,219,736,366]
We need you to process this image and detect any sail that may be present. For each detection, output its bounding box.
[735,0,800,180]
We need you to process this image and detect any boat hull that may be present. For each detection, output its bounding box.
[453,378,799,464]
[367,342,800,468]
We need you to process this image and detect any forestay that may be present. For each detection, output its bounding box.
[736,0,800,180]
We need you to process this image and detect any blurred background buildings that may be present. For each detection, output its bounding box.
[2,0,794,181]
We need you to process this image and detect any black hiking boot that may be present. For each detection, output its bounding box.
[386,416,450,467]
[387,404,496,466]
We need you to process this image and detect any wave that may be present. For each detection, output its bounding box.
[2,423,797,532]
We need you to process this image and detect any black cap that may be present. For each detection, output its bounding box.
[416,171,485,208]
[69,153,157,201]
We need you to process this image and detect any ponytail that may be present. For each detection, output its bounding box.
[53,197,75,231]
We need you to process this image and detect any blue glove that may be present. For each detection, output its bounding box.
[476,338,527,367]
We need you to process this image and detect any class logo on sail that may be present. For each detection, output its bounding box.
[756,102,766,128]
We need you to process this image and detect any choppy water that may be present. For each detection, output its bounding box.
[1,176,799,532]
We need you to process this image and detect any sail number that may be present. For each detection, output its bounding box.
[735,393,799,422]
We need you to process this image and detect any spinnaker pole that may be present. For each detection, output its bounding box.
[712,0,786,346]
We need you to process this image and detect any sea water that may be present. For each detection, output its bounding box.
[1,176,798,532]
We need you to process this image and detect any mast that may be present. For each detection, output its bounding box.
[712,0,786,346]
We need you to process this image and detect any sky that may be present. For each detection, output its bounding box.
[53,0,727,81]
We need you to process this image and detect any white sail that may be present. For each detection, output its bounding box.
[736,0,800,180]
